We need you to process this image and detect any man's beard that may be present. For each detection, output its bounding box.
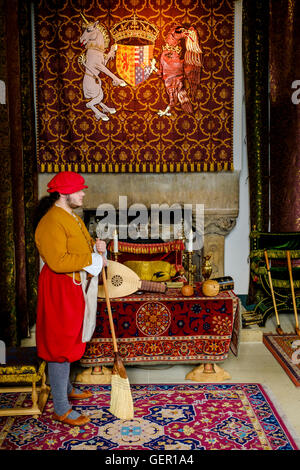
[66,195,81,209]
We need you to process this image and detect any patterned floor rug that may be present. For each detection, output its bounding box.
[263,333,300,386]
[0,383,298,451]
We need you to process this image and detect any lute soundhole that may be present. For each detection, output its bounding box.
[111,274,123,287]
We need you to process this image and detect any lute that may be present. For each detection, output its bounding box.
[98,260,167,298]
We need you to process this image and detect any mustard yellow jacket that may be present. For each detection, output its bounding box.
[35,205,94,279]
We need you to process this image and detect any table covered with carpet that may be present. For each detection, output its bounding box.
[80,284,240,367]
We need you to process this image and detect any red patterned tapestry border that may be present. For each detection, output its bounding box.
[107,240,185,254]
[35,0,234,173]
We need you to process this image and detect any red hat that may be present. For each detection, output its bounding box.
[47,171,88,194]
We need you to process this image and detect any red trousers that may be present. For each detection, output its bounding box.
[36,264,86,362]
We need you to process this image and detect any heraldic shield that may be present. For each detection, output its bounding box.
[115,44,155,87]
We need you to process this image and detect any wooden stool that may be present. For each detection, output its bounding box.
[0,347,50,418]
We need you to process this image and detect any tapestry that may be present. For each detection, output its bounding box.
[242,0,269,306]
[81,289,240,366]
[269,0,300,232]
[35,0,234,173]
[0,0,38,347]
[242,0,269,233]
[0,384,298,450]
[263,334,300,387]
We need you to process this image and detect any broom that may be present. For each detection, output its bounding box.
[264,250,284,335]
[101,261,134,420]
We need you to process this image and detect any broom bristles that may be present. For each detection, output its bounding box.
[109,374,134,420]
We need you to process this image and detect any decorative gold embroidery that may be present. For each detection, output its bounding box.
[162,43,182,54]
[71,212,94,253]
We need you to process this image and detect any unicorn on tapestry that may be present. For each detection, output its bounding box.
[79,14,127,121]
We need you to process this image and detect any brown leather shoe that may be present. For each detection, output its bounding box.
[53,408,90,426]
[68,389,93,400]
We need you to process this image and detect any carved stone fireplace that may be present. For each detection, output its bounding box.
[39,171,239,279]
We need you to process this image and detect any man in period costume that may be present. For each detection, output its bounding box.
[35,171,106,426]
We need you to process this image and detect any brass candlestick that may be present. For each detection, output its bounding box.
[187,251,193,285]
[184,251,197,286]
[181,223,197,285]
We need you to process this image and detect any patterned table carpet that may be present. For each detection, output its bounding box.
[0,383,298,451]
[82,290,240,366]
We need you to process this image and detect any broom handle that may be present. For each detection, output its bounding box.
[287,251,299,329]
[102,265,118,353]
[264,250,281,328]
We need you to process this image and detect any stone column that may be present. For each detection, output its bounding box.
[203,212,238,277]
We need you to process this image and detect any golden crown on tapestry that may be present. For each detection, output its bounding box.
[110,14,159,44]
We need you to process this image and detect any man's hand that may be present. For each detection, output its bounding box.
[95,238,108,267]
[95,238,106,253]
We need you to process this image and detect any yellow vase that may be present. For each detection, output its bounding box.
[202,255,212,280]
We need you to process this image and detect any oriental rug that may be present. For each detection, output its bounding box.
[0,383,298,450]
[263,333,300,387]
